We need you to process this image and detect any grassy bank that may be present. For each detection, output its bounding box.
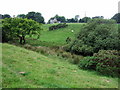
[2,43,118,88]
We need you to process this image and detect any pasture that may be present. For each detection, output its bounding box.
[27,23,84,47]
[2,23,119,88]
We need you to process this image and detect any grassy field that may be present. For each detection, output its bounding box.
[27,23,84,47]
[2,23,119,88]
[2,43,119,88]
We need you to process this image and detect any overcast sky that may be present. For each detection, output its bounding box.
[0,0,119,22]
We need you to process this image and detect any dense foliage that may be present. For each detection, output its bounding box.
[16,12,45,24]
[79,17,91,23]
[66,19,119,56]
[0,14,11,19]
[48,14,66,23]
[49,23,68,31]
[2,18,42,44]
[92,16,104,19]
[17,14,26,18]
[79,50,120,77]
[111,13,120,23]
[66,18,76,23]
[26,11,45,24]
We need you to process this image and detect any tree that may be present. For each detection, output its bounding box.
[79,17,91,23]
[111,13,120,23]
[0,14,2,19]
[54,14,66,22]
[2,14,11,19]
[75,15,79,23]
[92,16,104,19]
[48,14,66,23]
[2,18,42,44]
[66,19,119,56]
[26,11,45,24]
[66,18,76,23]
[17,14,26,18]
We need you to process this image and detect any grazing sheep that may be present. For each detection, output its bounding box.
[71,30,74,32]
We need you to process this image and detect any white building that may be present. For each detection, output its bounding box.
[50,18,61,24]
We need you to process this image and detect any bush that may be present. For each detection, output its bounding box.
[94,50,120,77]
[72,55,81,64]
[79,50,120,77]
[79,56,98,70]
[49,23,68,31]
[66,19,119,56]
[66,40,94,56]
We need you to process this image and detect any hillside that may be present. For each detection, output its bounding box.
[27,23,84,47]
[2,43,118,88]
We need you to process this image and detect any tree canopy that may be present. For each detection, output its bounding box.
[111,13,120,23]
[2,14,11,19]
[2,18,42,44]
[26,12,45,24]
[66,18,76,23]
[17,14,26,18]
[48,14,66,23]
[16,11,45,24]
[66,19,119,56]
[79,17,91,23]
[75,15,80,23]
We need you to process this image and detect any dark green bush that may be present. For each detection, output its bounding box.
[66,40,94,56]
[66,19,119,56]
[79,50,120,77]
[94,50,120,77]
[49,23,68,31]
[79,56,98,70]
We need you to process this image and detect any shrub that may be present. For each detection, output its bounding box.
[23,44,82,65]
[49,23,68,31]
[72,55,80,64]
[66,37,71,44]
[66,40,94,56]
[79,56,98,70]
[94,50,120,77]
[79,50,120,77]
[66,19,119,55]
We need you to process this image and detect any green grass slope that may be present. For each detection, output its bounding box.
[27,23,84,47]
[2,43,118,88]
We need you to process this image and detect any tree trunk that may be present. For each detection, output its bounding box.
[17,35,23,44]
[23,36,26,44]
[19,36,23,44]
[37,35,40,39]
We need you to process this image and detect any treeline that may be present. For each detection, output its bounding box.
[0,11,45,24]
[1,11,120,23]
[47,14,120,24]
[47,15,104,23]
